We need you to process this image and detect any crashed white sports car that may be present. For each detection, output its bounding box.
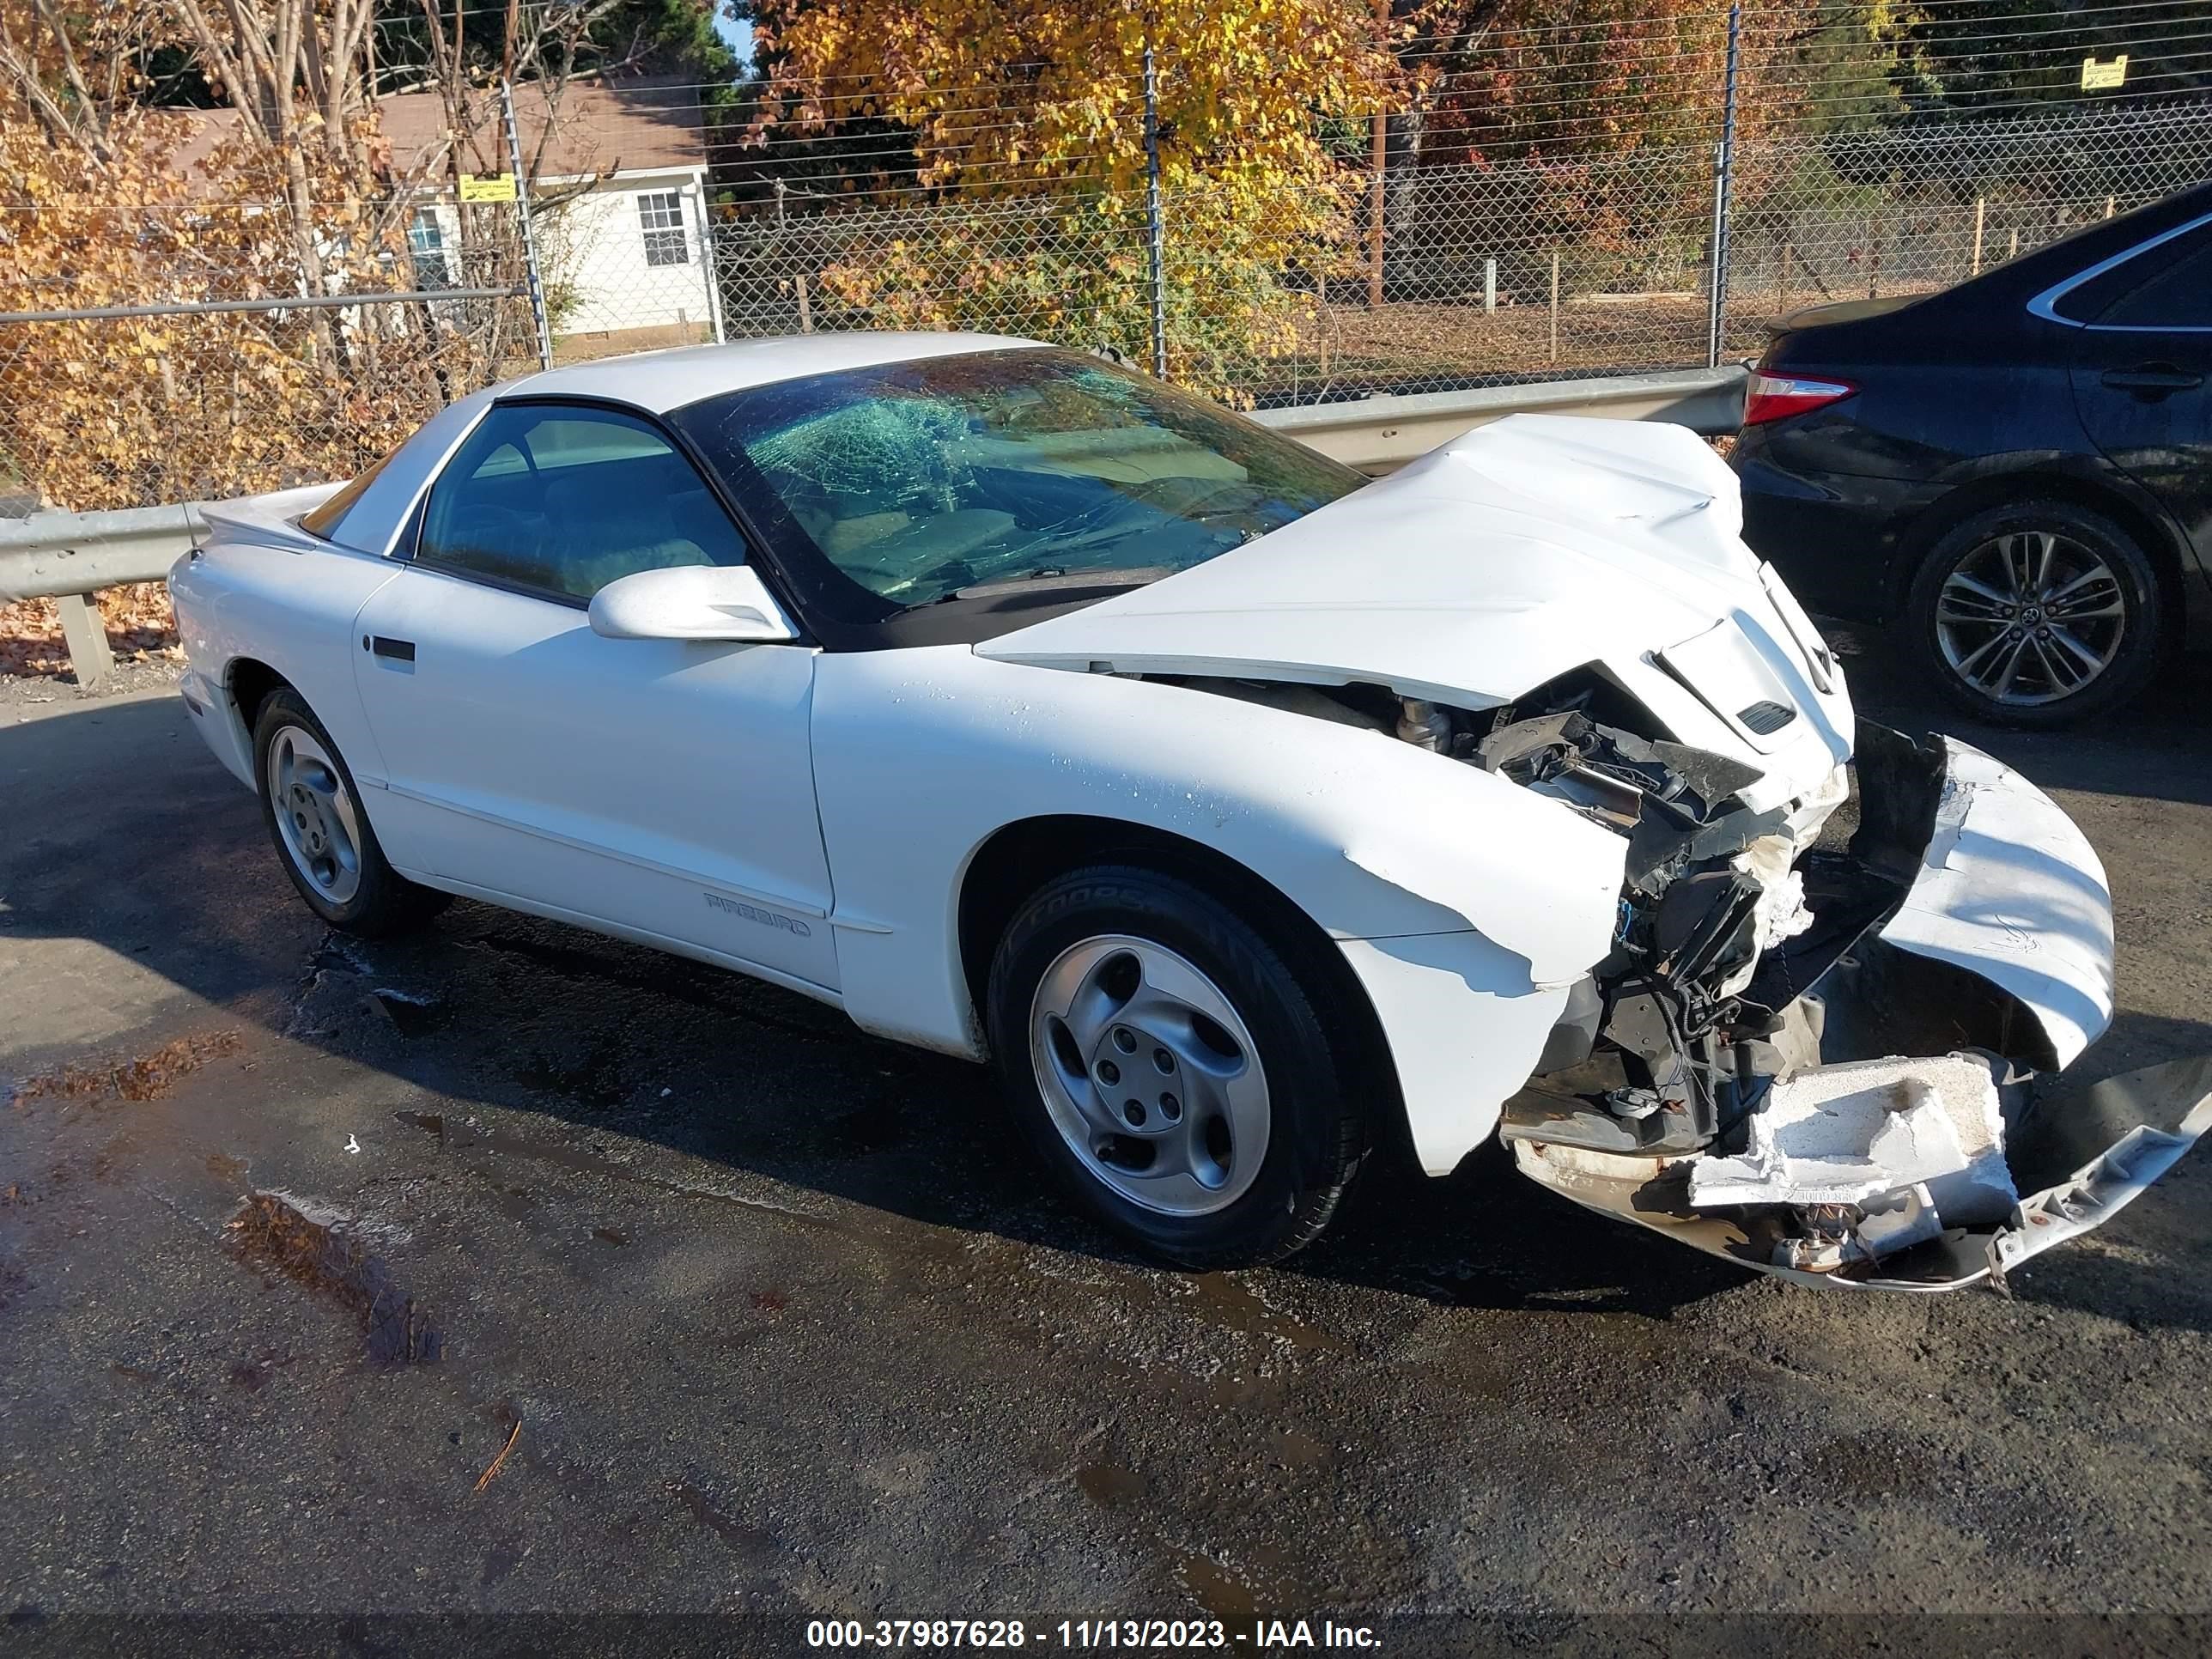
[170,333,2209,1287]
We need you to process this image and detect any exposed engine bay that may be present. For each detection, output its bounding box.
[1172,666,2209,1291]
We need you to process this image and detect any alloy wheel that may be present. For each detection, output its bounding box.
[1933,529,2126,707]
[265,724,363,903]
[1028,934,1271,1217]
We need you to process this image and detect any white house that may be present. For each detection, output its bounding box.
[173,75,725,356]
[383,76,725,353]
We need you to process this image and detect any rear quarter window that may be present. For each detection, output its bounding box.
[2047,223,2212,325]
[298,448,398,547]
[2098,238,2212,329]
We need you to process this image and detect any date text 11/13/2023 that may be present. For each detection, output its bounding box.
[804,1618,1383,1648]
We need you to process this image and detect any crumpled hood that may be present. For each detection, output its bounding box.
[976,414,1778,708]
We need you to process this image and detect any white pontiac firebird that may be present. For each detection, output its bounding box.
[170,333,2209,1288]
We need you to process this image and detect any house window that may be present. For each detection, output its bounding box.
[408,209,452,289]
[637,190,690,267]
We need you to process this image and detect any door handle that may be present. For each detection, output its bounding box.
[367,635,416,662]
[2101,363,2203,399]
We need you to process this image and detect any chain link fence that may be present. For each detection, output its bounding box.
[1723,101,2212,359]
[681,98,2212,410]
[0,198,541,516]
[5,13,2210,516]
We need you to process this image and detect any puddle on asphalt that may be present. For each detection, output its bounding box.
[7,1030,241,1107]
[1076,1461,1148,1509]
[307,938,372,978]
[228,1191,441,1366]
[666,1480,775,1554]
[1175,1552,1261,1626]
[465,928,849,1045]
[515,1038,629,1109]
[393,1109,896,1250]
[1186,1273,1348,1355]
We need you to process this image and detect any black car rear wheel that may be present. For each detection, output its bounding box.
[1907,499,2162,727]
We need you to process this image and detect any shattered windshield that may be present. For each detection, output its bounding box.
[671,349,1362,612]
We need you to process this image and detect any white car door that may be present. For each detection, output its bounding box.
[349,398,839,994]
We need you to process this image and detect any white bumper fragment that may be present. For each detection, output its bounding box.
[1514,1057,2212,1290]
[1686,1053,2017,1229]
[1874,738,2114,1069]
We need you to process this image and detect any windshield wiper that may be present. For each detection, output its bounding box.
[927,566,1175,605]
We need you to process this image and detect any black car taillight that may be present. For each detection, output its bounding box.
[1742,371,1857,427]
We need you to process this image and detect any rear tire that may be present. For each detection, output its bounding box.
[252,690,451,937]
[985,865,1368,1268]
[1906,499,2163,728]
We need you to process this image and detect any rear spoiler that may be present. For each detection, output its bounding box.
[195,482,347,554]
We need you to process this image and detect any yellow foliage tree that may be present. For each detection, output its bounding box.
[743,0,1401,396]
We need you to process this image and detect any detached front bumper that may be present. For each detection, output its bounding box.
[1511,724,2209,1291]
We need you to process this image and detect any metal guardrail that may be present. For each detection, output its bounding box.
[0,367,1747,685]
[1249,364,1746,471]
[1,502,210,684]
[0,487,341,684]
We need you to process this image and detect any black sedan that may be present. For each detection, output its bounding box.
[1734,181,2211,726]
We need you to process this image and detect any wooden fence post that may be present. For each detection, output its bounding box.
[1316,270,1330,379]
[1549,248,1559,363]
[1365,0,1387,311]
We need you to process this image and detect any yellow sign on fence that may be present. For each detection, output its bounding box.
[459,173,518,203]
[2081,55,2129,91]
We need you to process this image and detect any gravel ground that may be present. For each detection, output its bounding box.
[0,653,186,708]
[1,631,2209,1653]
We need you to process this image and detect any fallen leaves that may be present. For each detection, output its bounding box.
[0,584,181,678]
[228,1190,441,1367]
[9,1030,242,1107]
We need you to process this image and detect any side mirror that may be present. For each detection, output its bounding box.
[588,564,800,644]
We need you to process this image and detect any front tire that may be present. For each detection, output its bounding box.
[1906,499,2163,728]
[985,865,1368,1268]
[252,690,450,937]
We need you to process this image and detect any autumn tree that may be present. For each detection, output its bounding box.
[731,0,1401,392]
[0,0,483,509]
[0,0,726,512]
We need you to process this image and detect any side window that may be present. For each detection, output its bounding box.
[407,209,452,289]
[416,404,749,602]
[637,190,690,267]
[2098,237,2212,330]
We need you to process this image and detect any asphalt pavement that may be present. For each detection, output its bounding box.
[3,632,2209,1650]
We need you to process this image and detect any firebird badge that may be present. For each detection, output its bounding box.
[704,891,812,937]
